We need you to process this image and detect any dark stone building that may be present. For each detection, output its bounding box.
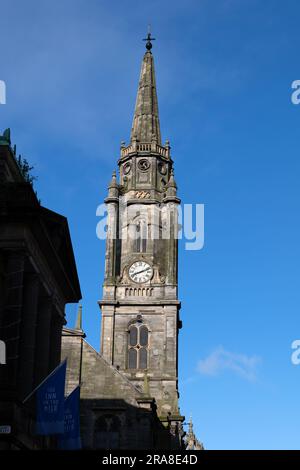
[0,129,81,449]
[62,38,190,449]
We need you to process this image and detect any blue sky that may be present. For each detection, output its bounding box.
[1,0,300,450]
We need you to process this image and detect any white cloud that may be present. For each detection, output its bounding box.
[197,346,261,382]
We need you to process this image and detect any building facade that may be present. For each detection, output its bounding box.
[0,129,81,449]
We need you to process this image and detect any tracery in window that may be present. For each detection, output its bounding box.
[128,323,149,369]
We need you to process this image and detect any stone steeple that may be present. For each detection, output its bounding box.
[60,35,191,451]
[99,35,184,437]
[130,48,161,144]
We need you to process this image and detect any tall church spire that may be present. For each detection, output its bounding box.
[130,35,161,145]
[101,35,183,433]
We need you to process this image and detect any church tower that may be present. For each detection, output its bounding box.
[99,34,183,427]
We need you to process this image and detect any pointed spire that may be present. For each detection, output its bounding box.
[109,170,118,188]
[168,168,177,188]
[165,168,178,200]
[75,304,82,330]
[107,169,119,199]
[130,43,161,144]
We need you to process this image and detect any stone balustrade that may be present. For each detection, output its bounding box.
[120,141,170,159]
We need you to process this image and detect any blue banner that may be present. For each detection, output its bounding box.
[36,361,66,435]
[58,386,81,450]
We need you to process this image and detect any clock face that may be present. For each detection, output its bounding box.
[129,261,153,283]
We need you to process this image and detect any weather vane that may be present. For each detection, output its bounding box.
[143,26,156,51]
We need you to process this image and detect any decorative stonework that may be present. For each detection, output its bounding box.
[158,162,167,175]
[125,287,153,297]
[123,162,131,175]
[138,159,150,171]
[135,191,150,199]
[152,266,166,284]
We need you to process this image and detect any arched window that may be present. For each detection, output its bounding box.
[135,220,147,253]
[94,414,120,449]
[128,323,149,370]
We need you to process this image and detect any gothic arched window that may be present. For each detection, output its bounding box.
[135,220,147,253]
[128,323,149,370]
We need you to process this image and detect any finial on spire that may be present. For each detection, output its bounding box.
[107,169,119,199]
[143,27,156,51]
[108,170,118,189]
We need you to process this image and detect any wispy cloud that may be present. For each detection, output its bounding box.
[197,346,261,382]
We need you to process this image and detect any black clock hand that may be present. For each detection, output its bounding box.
[134,267,150,275]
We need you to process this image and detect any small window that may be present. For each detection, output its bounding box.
[136,223,141,253]
[141,222,147,252]
[135,221,147,253]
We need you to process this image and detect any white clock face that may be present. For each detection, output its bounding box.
[129,261,153,283]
